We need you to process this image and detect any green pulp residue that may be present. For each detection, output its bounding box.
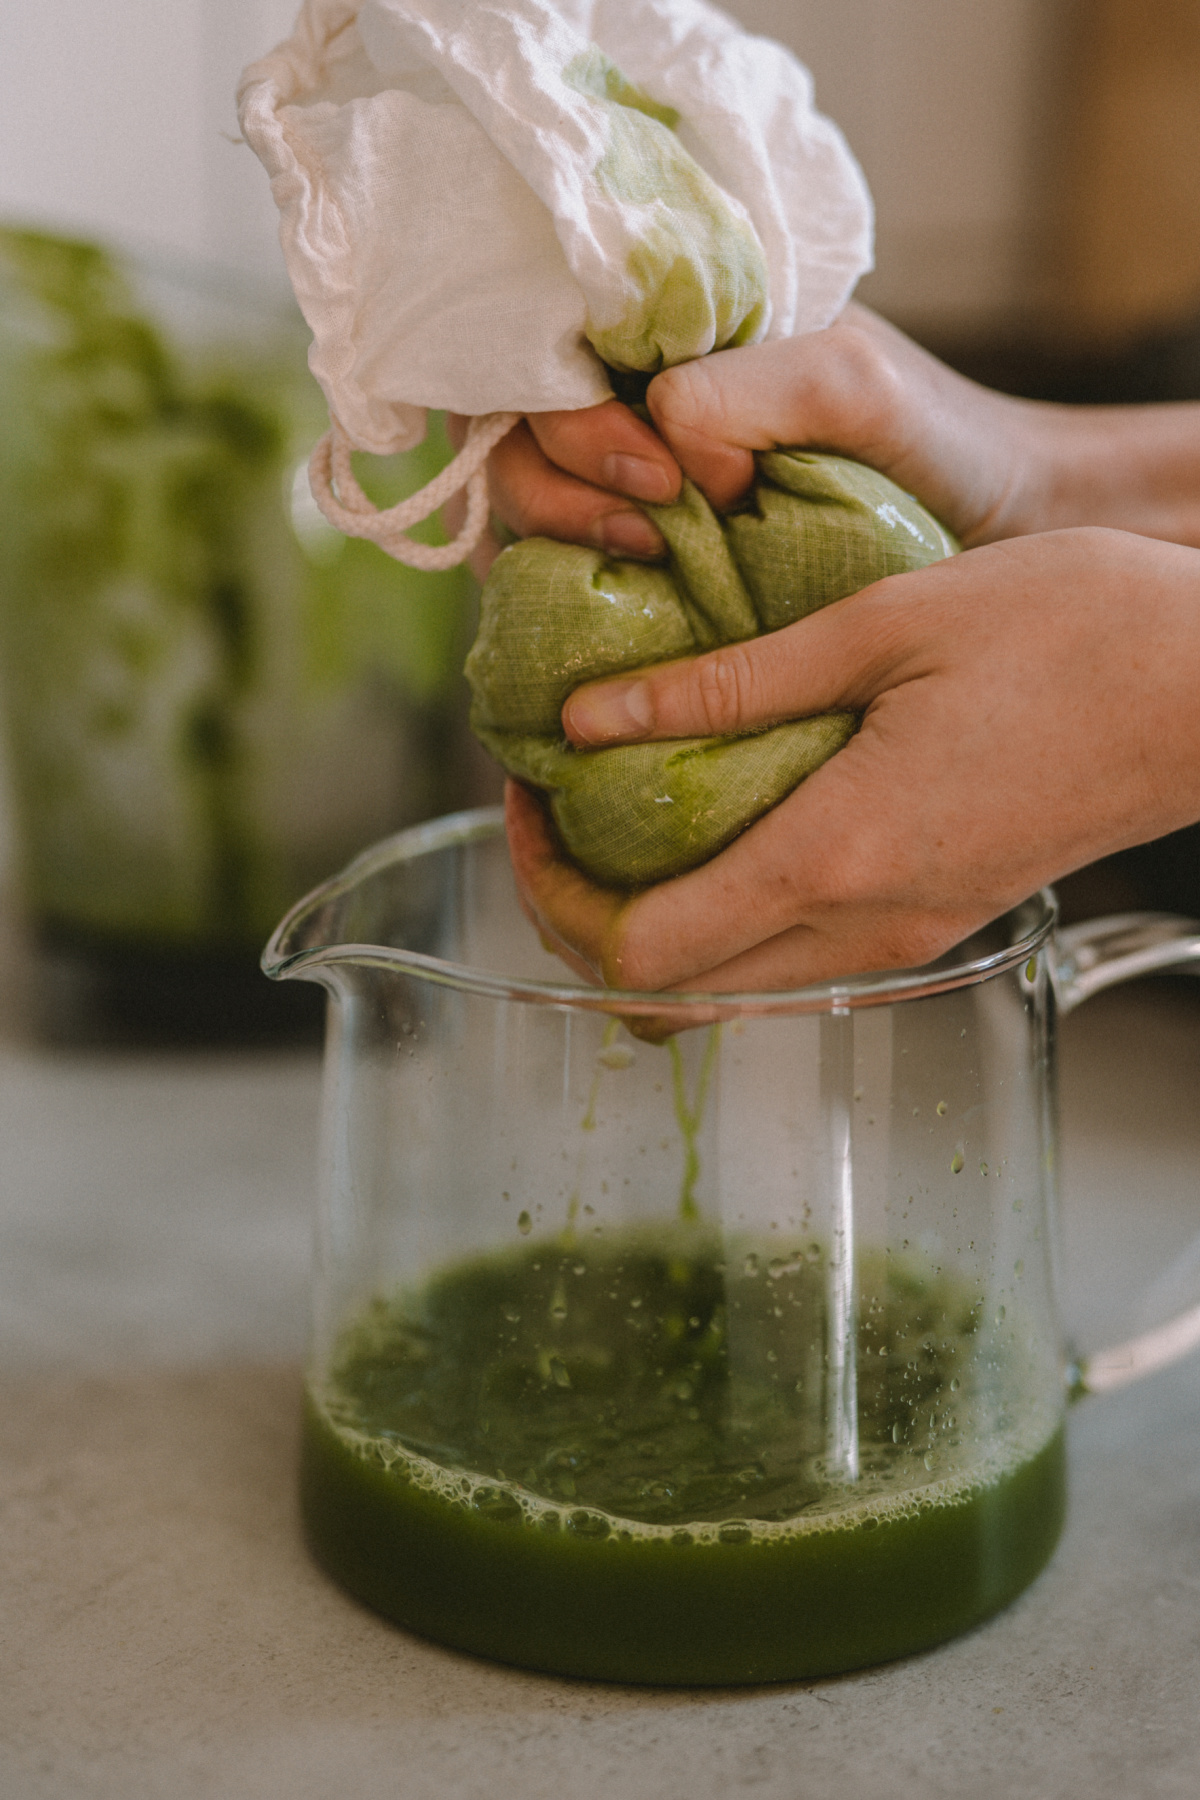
[564,45,681,131]
[315,1228,1059,1538]
[0,228,473,949]
[563,48,768,373]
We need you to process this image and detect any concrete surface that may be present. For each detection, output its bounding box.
[2,963,1198,1800]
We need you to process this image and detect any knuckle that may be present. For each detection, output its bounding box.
[489,421,587,541]
[496,488,538,539]
[828,320,887,383]
[528,405,597,468]
[495,470,568,541]
[807,838,877,913]
[691,644,760,735]
[827,320,890,390]
[819,324,902,436]
[609,918,666,993]
[485,432,530,531]
[648,358,718,439]
[873,916,955,971]
[797,807,894,914]
[758,857,813,926]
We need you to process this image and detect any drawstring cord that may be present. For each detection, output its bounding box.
[307,411,520,571]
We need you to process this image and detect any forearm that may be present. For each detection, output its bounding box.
[1001,400,1200,549]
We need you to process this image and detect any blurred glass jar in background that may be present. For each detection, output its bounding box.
[0,228,482,1037]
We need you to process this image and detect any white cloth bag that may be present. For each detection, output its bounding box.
[238,0,873,567]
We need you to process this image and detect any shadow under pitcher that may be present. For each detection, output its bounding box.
[263,809,1200,1685]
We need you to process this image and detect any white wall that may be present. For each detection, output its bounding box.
[0,0,299,282]
[728,0,1061,334]
[0,0,1058,319]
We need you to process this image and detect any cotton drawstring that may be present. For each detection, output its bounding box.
[307,411,520,571]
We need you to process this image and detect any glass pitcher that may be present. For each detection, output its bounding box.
[263,807,1200,1685]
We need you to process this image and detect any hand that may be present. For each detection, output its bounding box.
[469,305,1200,579]
[474,306,1023,572]
[508,528,1200,993]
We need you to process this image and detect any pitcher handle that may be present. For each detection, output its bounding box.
[1049,910,1200,1395]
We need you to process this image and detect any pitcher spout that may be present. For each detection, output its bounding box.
[261,806,504,984]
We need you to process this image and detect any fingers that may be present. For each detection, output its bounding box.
[607,752,970,995]
[486,419,661,558]
[610,751,880,990]
[509,699,943,996]
[485,402,681,561]
[508,732,982,997]
[564,658,1024,997]
[504,781,630,987]
[562,565,935,746]
[526,404,680,504]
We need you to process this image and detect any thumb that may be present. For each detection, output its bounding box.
[562,569,927,746]
[645,308,903,508]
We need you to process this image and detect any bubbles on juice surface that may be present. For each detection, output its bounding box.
[568,1510,611,1539]
[472,1486,524,1525]
[316,1225,1060,1548]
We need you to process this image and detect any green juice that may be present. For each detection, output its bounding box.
[302,1231,1065,1683]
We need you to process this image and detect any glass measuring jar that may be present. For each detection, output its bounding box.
[264,808,1200,1684]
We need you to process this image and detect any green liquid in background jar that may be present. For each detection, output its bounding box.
[301,1229,1065,1683]
[0,228,475,956]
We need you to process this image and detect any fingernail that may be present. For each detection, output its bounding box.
[601,453,676,503]
[596,510,663,559]
[566,678,654,744]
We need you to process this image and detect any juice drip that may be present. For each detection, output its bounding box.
[570,1020,718,1235]
[667,1026,720,1222]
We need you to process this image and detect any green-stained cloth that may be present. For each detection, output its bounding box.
[468,451,956,889]
[561,47,768,375]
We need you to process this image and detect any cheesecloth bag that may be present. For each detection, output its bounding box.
[237,0,873,568]
[241,1,954,890]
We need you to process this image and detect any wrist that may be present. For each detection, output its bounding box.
[995,402,1200,547]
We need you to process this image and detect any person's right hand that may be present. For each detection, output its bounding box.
[506,526,1200,995]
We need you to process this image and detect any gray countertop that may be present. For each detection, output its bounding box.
[2,939,1199,1800]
